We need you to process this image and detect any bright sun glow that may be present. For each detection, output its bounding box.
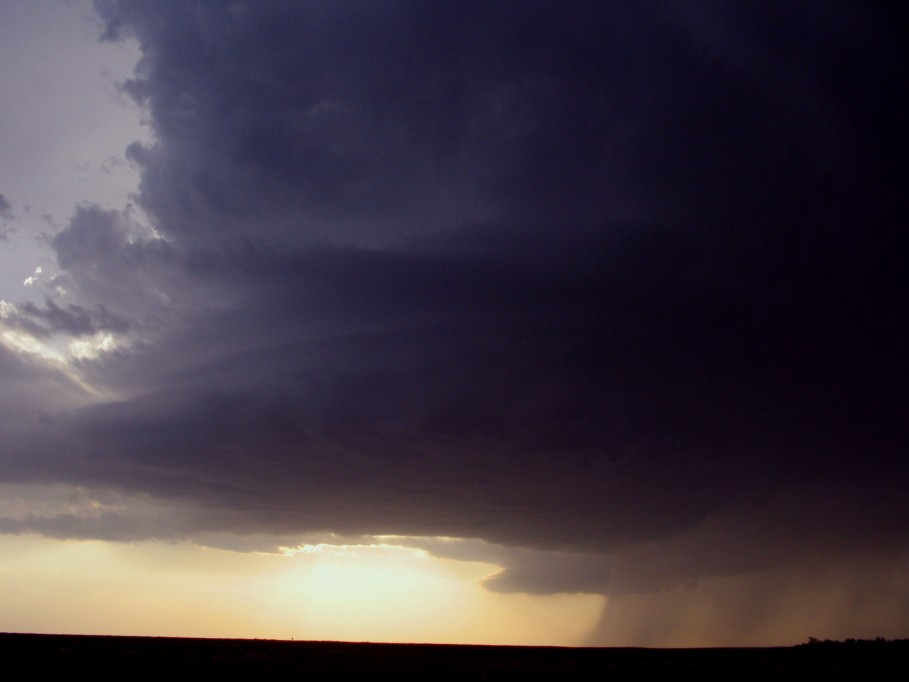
[68,331,117,359]
[0,305,119,363]
[0,534,604,646]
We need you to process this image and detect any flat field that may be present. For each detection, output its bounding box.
[2,633,905,677]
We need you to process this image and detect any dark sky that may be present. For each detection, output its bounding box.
[1,0,907,638]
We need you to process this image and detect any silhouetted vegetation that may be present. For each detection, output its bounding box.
[801,636,909,647]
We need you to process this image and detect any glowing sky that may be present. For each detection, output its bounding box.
[0,0,906,646]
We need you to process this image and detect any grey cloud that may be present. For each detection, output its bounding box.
[0,511,169,543]
[52,205,176,282]
[0,193,11,239]
[5,298,129,338]
[47,204,200,337]
[53,204,132,269]
[0,344,90,423]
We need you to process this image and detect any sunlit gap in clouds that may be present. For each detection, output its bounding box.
[0,483,604,644]
[0,528,603,645]
[0,301,122,400]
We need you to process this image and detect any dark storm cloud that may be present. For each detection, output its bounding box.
[98,0,679,248]
[1,0,905,601]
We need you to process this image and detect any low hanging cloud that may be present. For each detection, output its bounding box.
[0,0,906,620]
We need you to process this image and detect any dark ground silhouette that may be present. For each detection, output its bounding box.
[3,633,907,677]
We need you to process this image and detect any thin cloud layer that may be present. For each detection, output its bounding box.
[1,0,906,613]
